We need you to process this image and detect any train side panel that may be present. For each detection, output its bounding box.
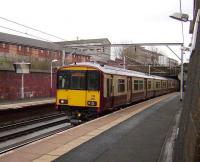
[112,75,127,107]
[100,73,114,111]
[146,78,155,99]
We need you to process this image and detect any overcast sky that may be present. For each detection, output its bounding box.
[0,0,193,62]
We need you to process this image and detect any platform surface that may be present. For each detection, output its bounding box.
[0,98,55,110]
[54,93,181,162]
[0,93,180,162]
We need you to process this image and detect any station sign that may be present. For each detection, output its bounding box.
[13,62,31,74]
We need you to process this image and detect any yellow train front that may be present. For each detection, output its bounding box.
[56,64,101,119]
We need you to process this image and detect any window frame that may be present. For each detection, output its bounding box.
[133,79,144,92]
[118,79,125,93]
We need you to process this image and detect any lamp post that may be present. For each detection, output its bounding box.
[180,46,184,101]
[148,64,151,76]
[169,12,189,101]
[51,59,58,90]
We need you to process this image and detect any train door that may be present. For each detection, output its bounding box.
[127,77,131,103]
[103,74,113,109]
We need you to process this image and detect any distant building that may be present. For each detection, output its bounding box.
[123,45,159,66]
[57,38,111,64]
[158,55,169,66]
[158,55,178,67]
[123,45,178,67]
[169,58,179,67]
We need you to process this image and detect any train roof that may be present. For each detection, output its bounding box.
[62,62,172,80]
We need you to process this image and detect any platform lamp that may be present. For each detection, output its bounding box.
[169,12,189,101]
[50,59,58,93]
[13,62,31,99]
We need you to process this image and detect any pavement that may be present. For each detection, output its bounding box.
[0,97,55,110]
[54,94,181,162]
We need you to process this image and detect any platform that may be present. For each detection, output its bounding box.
[0,98,55,110]
[0,93,181,162]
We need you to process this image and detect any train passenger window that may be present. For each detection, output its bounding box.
[71,71,86,90]
[148,81,151,89]
[107,79,110,97]
[57,71,70,89]
[87,71,100,90]
[105,78,112,97]
[127,78,131,90]
[162,82,166,88]
[134,80,143,91]
[134,80,139,91]
[118,79,125,92]
[156,82,161,89]
[139,80,143,90]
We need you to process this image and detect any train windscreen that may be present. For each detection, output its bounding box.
[57,70,70,89]
[87,71,100,90]
[57,70,100,90]
[71,71,86,90]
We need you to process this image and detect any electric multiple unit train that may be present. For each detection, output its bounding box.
[56,62,178,118]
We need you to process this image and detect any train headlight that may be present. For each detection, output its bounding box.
[59,99,68,104]
[87,101,97,106]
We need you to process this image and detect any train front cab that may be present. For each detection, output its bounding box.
[56,66,101,117]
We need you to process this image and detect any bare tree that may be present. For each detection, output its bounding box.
[112,46,124,59]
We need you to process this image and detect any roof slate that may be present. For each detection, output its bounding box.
[56,38,111,46]
[0,32,62,50]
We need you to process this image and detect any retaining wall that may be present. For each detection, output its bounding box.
[0,70,56,100]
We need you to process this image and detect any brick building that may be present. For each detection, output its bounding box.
[65,53,91,64]
[0,32,62,70]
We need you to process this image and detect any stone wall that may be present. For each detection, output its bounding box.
[173,41,200,162]
[0,70,56,100]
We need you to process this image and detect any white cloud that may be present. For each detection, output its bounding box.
[0,0,193,61]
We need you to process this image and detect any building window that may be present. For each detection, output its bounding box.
[2,43,6,48]
[97,49,101,52]
[27,47,30,52]
[118,79,125,92]
[40,49,44,53]
[18,45,22,51]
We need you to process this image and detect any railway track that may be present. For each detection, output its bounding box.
[0,113,72,154]
[0,96,162,154]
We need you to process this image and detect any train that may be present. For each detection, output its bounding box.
[56,62,178,119]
